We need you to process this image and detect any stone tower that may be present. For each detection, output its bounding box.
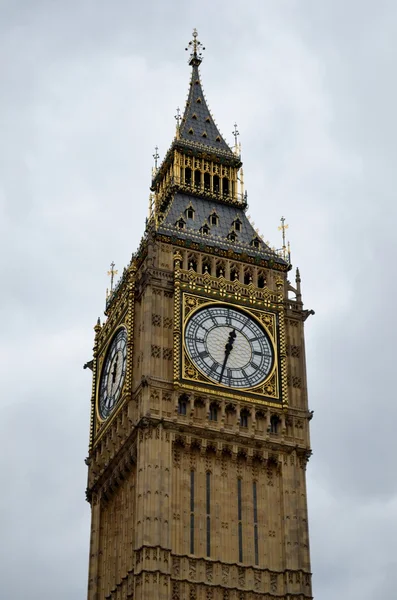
[86,30,314,600]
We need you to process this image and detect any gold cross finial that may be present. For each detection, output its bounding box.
[186,29,205,65]
[107,261,118,292]
[278,216,291,262]
[278,216,289,249]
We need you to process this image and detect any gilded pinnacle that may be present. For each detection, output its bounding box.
[185,28,205,66]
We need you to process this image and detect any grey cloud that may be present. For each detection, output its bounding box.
[1,1,396,598]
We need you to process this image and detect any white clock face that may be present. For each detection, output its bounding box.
[98,328,127,419]
[184,305,274,389]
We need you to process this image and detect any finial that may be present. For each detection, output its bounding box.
[296,267,302,301]
[94,317,101,334]
[153,146,159,171]
[175,107,181,127]
[174,107,181,138]
[278,216,289,260]
[186,29,205,66]
[232,123,240,148]
[107,261,118,292]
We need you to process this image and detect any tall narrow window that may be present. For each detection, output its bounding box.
[240,410,248,428]
[270,415,280,434]
[253,481,259,565]
[178,397,187,415]
[213,174,220,193]
[237,478,243,562]
[209,403,218,422]
[190,470,195,554]
[206,471,211,557]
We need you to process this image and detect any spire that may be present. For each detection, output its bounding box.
[179,30,234,155]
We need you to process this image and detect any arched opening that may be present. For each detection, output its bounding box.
[230,266,239,281]
[223,177,229,197]
[185,167,192,186]
[209,403,218,422]
[210,213,218,226]
[244,269,252,285]
[216,261,225,277]
[194,170,201,188]
[240,409,249,428]
[204,172,211,190]
[178,395,188,415]
[258,272,266,288]
[188,255,198,271]
[202,260,212,275]
[213,174,220,194]
[270,415,280,434]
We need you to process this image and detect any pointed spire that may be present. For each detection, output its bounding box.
[179,29,234,155]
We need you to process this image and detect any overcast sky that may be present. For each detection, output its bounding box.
[1,1,396,598]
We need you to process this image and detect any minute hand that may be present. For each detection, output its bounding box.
[219,329,237,384]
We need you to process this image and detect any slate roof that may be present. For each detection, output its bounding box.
[157,192,287,265]
[179,62,234,157]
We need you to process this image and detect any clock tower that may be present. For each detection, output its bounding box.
[86,30,314,600]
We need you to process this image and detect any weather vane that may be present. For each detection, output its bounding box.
[153,146,159,170]
[232,123,240,147]
[185,28,205,64]
[107,261,118,292]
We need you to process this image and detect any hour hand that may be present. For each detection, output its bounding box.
[219,329,236,383]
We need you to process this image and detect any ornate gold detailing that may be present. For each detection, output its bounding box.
[176,264,283,308]
[107,261,118,293]
[176,288,288,406]
[173,252,182,384]
[88,319,102,452]
[186,28,205,65]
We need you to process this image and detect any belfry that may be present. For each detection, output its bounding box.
[86,30,314,600]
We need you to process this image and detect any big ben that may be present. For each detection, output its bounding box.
[86,29,314,600]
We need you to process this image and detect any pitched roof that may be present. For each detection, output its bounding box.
[157,192,287,266]
[178,62,234,156]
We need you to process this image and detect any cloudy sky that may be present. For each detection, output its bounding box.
[1,1,396,598]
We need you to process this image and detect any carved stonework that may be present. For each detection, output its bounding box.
[86,40,313,600]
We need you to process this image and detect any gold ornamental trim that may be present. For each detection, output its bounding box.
[95,324,128,426]
[173,253,288,407]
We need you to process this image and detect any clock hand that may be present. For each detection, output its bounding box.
[219,329,236,383]
[110,354,119,395]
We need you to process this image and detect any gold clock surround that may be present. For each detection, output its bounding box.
[95,324,128,425]
[173,251,289,407]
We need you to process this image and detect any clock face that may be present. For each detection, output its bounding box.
[184,305,274,389]
[98,328,127,419]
